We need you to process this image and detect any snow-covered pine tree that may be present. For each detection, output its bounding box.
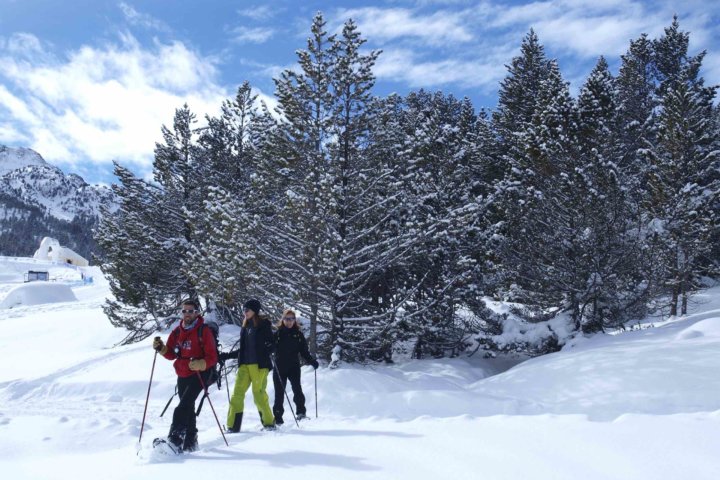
[197,82,256,193]
[492,29,552,183]
[260,12,336,356]
[616,33,656,185]
[97,163,177,343]
[574,57,653,331]
[383,91,490,358]
[488,60,585,348]
[643,18,720,315]
[486,29,553,298]
[185,83,267,323]
[97,106,206,342]
[321,19,407,363]
[493,29,552,145]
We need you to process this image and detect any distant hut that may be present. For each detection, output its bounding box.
[33,237,89,267]
[24,270,49,282]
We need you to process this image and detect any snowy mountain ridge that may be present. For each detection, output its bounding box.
[0,145,46,176]
[0,145,115,222]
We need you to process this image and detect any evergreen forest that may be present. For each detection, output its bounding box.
[96,14,720,364]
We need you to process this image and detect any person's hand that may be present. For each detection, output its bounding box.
[189,359,207,371]
[218,351,232,362]
[311,359,319,370]
[153,337,167,355]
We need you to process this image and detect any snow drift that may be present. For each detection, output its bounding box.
[0,282,77,309]
[0,255,718,480]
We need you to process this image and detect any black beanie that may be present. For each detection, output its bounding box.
[243,298,261,314]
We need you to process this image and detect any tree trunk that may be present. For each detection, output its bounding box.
[669,282,679,317]
[681,271,689,316]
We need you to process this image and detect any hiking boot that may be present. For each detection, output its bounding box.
[226,412,243,433]
[183,429,198,452]
[167,431,184,451]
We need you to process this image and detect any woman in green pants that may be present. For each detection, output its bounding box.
[219,298,276,431]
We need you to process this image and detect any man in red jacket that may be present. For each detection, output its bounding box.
[152,299,218,452]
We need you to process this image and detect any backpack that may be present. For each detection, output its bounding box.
[198,320,222,389]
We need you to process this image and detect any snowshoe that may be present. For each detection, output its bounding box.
[152,437,182,455]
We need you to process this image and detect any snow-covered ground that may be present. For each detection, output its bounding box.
[0,256,718,479]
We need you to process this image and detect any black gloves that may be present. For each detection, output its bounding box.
[310,359,319,370]
[218,351,232,362]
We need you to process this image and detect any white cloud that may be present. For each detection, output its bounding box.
[374,47,508,91]
[533,14,651,58]
[6,32,45,56]
[237,5,277,21]
[703,51,720,95]
[481,0,717,60]
[0,33,229,173]
[118,2,170,32]
[231,26,275,44]
[335,7,474,46]
[236,57,297,81]
[413,0,474,5]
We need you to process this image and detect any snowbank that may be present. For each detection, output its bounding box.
[0,282,78,309]
[0,256,719,480]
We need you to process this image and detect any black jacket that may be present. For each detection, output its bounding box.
[275,326,314,370]
[221,317,275,370]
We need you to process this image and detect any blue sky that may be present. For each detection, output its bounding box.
[1,0,718,184]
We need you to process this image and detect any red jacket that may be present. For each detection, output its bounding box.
[162,316,218,378]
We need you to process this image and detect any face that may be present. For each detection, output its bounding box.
[283,313,296,327]
[243,307,255,320]
[181,304,200,325]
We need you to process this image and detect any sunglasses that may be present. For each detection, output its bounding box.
[181,309,199,314]
[283,317,296,321]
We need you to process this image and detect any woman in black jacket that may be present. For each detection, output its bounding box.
[219,298,276,432]
[272,309,318,424]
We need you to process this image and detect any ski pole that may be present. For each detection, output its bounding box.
[196,370,229,446]
[314,368,318,419]
[223,361,231,403]
[139,340,159,443]
[270,355,299,428]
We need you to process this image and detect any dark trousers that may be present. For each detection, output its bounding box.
[272,363,306,417]
[171,370,211,436]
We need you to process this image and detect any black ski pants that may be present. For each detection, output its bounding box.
[272,363,306,417]
[171,370,212,436]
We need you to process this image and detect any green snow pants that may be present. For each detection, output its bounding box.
[227,363,274,428]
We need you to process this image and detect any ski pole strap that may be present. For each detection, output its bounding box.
[196,393,207,417]
[159,385,179,418]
